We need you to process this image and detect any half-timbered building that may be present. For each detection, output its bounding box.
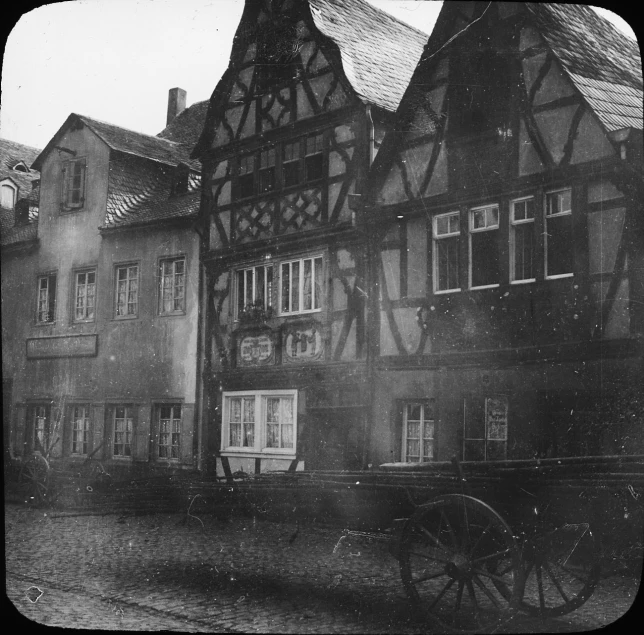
[365,2,643,465]
[192,0,427,473]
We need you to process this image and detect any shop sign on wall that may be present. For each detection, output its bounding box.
[26,334,98,359]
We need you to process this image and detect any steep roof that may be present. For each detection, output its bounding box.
[32,114,199,171]
[0,138,41,248]
[526,3,642,132]
[103,154,200,229]
[157,100,209,150]
[309,0,428,112]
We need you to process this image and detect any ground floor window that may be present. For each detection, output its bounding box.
[71,405,91,455]
[402,400,435,462]
[157,404,181,459]
[463,395,508,461]
[30,405,50,454]
[113,405,133,457]
[222,390,297,457]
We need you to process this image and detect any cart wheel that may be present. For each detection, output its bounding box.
[400,494,523,633]
[19,454,52,505]
[518,522,600,618]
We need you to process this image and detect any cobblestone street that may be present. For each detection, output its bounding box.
[5,503,640,632]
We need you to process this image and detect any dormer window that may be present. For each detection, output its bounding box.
[13,161,30,173]
[61,158,86,210]
[172,163,190,196]
[1,182,17,209]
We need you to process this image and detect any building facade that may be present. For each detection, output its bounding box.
[365,1,643,466]
[1,92,207,476]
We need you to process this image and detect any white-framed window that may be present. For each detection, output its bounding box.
[463,395,508,461]
[280,256,323,315]
[71,405,91,455]
[115,264,139,318]
[433,211,460,293]
[236,263,273,319]
[510,197,535,283]
[469,204,499,289]
[62,158,86,210]
[402,401,435,463]
[1,182,17,209]
[37,273,57,324]
[31,405,50,454]
[222,390,297,457]
[159,257,186,315]
[74,269,96,322]
[545,189,573,278]
[113,405,133,457]
[157,404,181,460]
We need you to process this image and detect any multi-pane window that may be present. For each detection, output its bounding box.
[238,155,255,199]
[74,270,96,321]
[236,264,273,318]
[283,141,301,188]
[545,189,573,278]
[259,148,276,193]
[470,205,499,289]
[71,405,90,455]
[158,404,181,459]
[115,264,139,317]
[37,274,57,323]
[433,212,460,292]
[511,198,535,283]
[463,395,508,461]
[33,405,50,454]
[113,406,133,457]
[305,134,324,182]
[280,256,323,314]
[159,258,186,315]
[222,390,297,455]
[62,158,86,209]
[403,401,435,463]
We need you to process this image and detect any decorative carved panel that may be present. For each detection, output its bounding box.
[282,320,325,363]
[236,328,276,367]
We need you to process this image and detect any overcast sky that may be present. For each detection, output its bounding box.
[0,1,637,151]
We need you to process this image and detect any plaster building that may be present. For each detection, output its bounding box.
[365,1,643,465]
[1,91,207,476]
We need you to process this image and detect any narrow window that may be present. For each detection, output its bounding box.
[265,395,294,449]
[259,148,276,193]
[75,270,96,321]
[305,134,324,182]
[228,396,255,448]
[470,205,499,289]
[433,212,460,293]
[545,189,573,278]
[158,404,181,459]
[1,183,16,209]
[510,198,535,283]
[33,405,50,454]
[159,258,186,315]
[71,405,90,455]
[115,265,139,317]
[113,406,133,457]
[238,155,255,199]
[37,274,57,323]
[62,159,86,209]
[403,401,435,463]
[281,256,323,314]
[282,141,301,188]
[236,264,273,319]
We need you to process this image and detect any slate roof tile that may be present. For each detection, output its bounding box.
[157,100,209,150]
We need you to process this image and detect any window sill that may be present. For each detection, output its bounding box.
[113,315,139,321]
[510,279,536,285]
[221,450,296,460]
[158,311,186,318]
[60,207,86,215]
[470,284,500,291]
[279,309,322,317]
[433,288,461,295]
[545,273,574,280]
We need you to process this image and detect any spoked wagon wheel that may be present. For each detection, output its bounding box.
[399,494,523,633]
[517,522,601,618]
[19,454,55,505]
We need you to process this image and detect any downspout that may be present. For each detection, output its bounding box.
[366,104,375,165]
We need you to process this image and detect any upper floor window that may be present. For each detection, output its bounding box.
[305,134,324,182]
[403,401,435,463]
[37,273,57,324]
[259,148,276,194]
[545,189,573,278]
[115,264,139,318]
[1,183,16,209]
[236,263,273,320]
[238,155,256,199]
[159,258,186,315]
[62,158,86,210]
[280,256,323,315]
[511,197,535,283]
[74,269,96,322]
[433,212,460,293]
[469,205,499,289]
[282,141,300,188]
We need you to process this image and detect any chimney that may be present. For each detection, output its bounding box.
[166,88,187,125]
